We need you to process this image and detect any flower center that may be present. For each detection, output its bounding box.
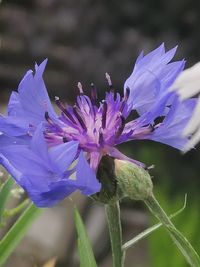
[44,75,131,153]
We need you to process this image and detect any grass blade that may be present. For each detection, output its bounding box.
[73,207,97,267]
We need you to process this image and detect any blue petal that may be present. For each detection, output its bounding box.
[0,60,58,137]
[146,98,197,150]
[134,45,177,71]
[7,92,24,117]
[0,143,77,206]
[0,134,30,147]
[0,153,22,182]
[27,180,77,207]
[124,44,184,115]
[48,141,79,173]
[0,141,80,207]
[0,145,51,186]
[0,92,28,136]
[30,123,49,163]
[17,60,57,125]
[138,92,175,125]
[0,128,84,207]
[76,151,101,195]
[133,43,165,70]
[0,116,28,136]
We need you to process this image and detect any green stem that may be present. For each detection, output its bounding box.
[145,193,200,267]
[105,200,124,267]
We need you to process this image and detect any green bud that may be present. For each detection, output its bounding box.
[114,159,153,201]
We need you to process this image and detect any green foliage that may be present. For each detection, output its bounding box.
[0,177,41,266]
[122,195,187,251]
[0,203,41,266]
[73,207,98,267]
[0,176,14,224]
[148,188,200,267]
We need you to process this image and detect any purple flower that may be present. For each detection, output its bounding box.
[0,44,196,207]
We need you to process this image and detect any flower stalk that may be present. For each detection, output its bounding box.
[144,194,200,267]
[105,199,124,267]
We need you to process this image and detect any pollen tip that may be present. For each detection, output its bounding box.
[105,72,110,77]
[55,96,59,101]
[105,72,113,88]
[77,82,84,94]
[147,164,155,170]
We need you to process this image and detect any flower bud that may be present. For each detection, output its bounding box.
[114,159,153,200]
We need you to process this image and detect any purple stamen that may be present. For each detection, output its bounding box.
[98,130,104,145]
[115,115,126,138]
[120,88,130,112]
[64,108,77,124]
[90,83,98,105]
[102,101,108,129]
[55,96,66,112]
[124,87,130,101]
[73,106,87,131]
[45,111,53,124]
[55,97,77,124]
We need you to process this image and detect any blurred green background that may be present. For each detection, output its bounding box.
[0,0,200,266]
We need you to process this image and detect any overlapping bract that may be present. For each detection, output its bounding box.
[0,44,196,207]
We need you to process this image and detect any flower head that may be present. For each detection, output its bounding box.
[0,44,196,207]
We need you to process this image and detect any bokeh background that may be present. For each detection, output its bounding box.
[0,0,200,266]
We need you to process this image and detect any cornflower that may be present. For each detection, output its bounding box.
[0,44,196,207]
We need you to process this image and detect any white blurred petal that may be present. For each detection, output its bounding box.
[170,62,200,99]
[183,127,200,153]
[169,62,200,151]
[178,81,200,100]
[183,97,200,136]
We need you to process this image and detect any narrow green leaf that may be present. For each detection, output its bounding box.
[145,194,200,267]
[73,207,98,267]
[168,226,200,267]
[0,176,14,223]
[122,194,187,250]
[0,203,41,266]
